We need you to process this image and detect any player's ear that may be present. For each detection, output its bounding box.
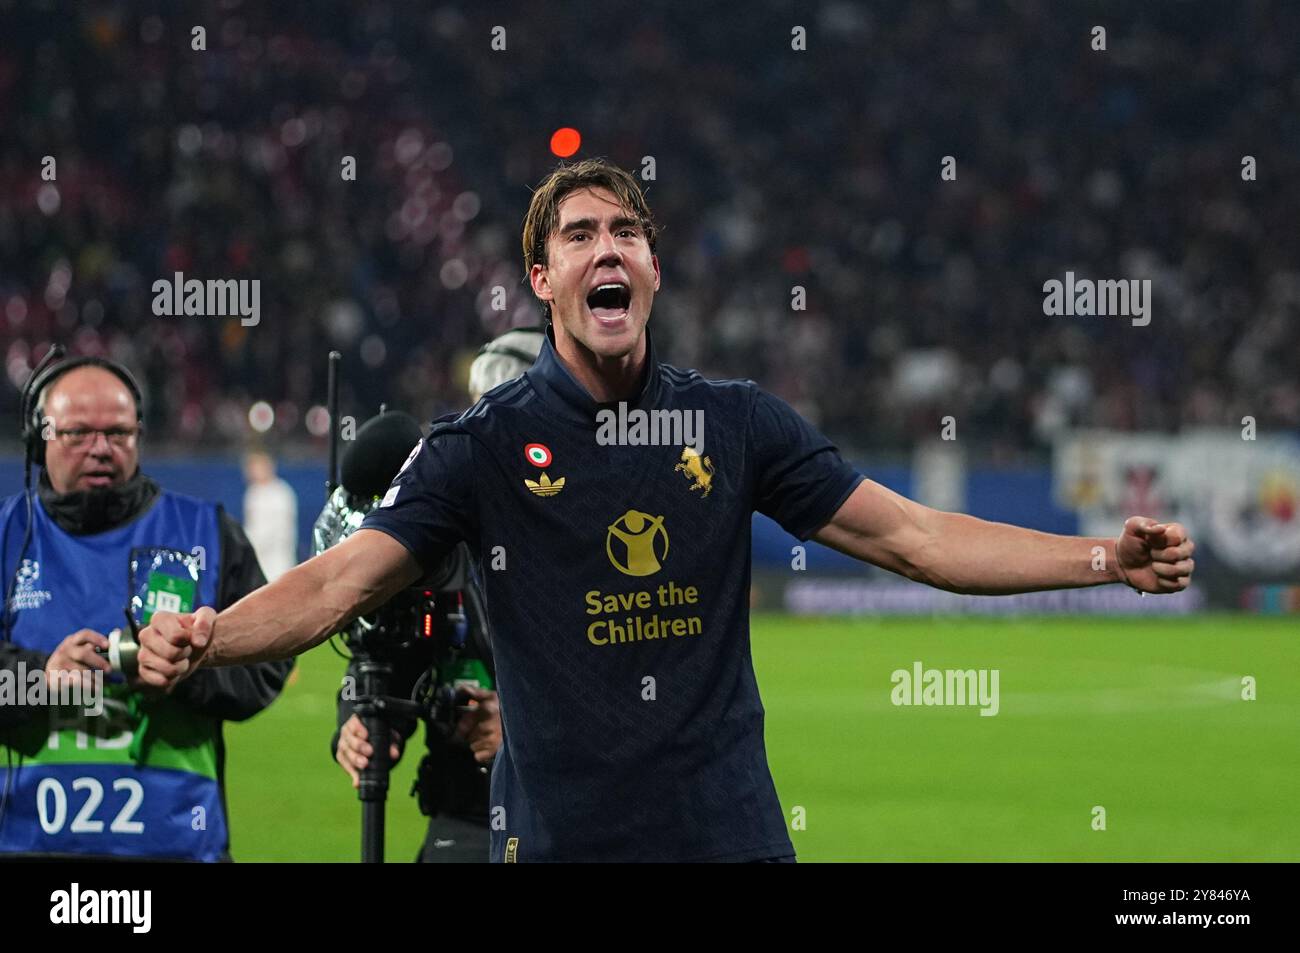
[651,254,661,291]
[529,262,553,303]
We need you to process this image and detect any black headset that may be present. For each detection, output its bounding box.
[19,349,145,466]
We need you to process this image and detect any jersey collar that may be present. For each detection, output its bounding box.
[528,322,662,426]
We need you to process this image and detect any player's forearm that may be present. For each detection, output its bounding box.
[205,538,409,666]
[201,557,346,665]
[915,511,1121,595]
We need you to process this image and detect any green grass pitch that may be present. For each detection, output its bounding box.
[223,614,1299,861]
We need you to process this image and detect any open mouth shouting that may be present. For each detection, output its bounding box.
[586,280,632,327]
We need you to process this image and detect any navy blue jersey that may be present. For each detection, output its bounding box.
[362,325,863,861]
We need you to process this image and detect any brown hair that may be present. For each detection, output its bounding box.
[521,158,659,321]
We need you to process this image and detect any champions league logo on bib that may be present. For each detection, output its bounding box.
[9,558,52,611]
[129,547,201,624]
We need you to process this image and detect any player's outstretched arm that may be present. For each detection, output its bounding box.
[136,529,422,689]
[813,479,1194,596]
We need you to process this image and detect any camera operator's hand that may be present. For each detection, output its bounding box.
[336,714,405,789]
[136,607,216,692]
[45,629,111,692]
[453,687,502,764]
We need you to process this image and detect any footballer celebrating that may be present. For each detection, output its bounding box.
[136,159,1195,862]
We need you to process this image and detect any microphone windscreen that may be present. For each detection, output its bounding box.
[340,411,424,498]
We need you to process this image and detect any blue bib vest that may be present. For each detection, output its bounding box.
[0,487,226,860]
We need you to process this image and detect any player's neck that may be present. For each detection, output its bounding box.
[554,331,649,404]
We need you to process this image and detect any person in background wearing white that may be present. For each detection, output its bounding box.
[242,451,298,582]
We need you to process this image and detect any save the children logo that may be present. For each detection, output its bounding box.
[588,511,704,647]
[605,510,669,576]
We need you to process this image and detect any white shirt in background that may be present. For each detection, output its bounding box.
[243,478,299,582]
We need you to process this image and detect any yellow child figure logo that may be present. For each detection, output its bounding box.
[606,510,669,576]
[675,447,714,498]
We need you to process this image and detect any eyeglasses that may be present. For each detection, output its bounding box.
[53,427,141,449]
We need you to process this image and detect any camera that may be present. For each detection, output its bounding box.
[315,484,475,727]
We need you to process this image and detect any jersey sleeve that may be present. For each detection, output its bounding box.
[748,385,864,540]
[360,429,478,574]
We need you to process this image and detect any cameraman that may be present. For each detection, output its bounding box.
[330,329,542,862]
[0,355,292,861]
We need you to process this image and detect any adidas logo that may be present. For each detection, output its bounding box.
[525,472,565,497]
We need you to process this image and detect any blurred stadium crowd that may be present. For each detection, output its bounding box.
[1,0,1297,461]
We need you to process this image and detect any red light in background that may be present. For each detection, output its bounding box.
[551,127,581,158]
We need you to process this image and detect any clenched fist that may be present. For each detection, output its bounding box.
[135,606,218,692]
[1115,517,1195,594]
